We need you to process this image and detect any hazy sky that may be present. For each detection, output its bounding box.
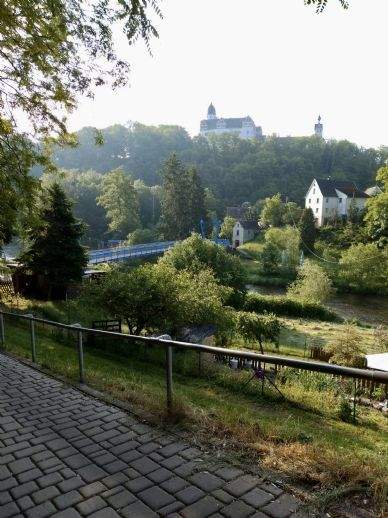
[68,0,388,149]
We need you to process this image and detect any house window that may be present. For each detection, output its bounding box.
[308,198,311,204]
[326,198,329,203]
[315,208,318,213]
[313,188,315,194]
[236,229,239,236]
[316,198,319,203]
[339,198,342,204]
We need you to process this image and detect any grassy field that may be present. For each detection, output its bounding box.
[1,309,387,514]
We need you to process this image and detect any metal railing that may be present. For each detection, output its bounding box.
[0,310,387,414]
[88,241,176,265]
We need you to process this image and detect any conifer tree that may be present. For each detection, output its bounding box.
[21,183,88,298]
[160,154,206,240]
[299,208,316,253]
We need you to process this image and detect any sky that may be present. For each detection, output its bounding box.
[68,0,388,149]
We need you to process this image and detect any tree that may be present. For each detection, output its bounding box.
[261,241,281,275]
[299,208,316,253]
[134,180,162,228]
[287,260,333,304]
[260,193,284,227]
[364,166,388,246]
[305,0,349,12]
[219,217,236,241]
[85,262,230,335]
[160,233,247,301]
[97,169,139,238]
[159,154,206,240]
[127,228,157,245]
[282,202,303,226]
[20,183,87,298]
[235,311,280,354]
[339,243,388,294]
[264,226,300,273]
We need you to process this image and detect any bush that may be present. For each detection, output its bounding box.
[244,292,338,321]
[264,226,300,274]
[127,228,157,245]
[287,260,333,304]
[235,311,281,353]
[326,324,366,367]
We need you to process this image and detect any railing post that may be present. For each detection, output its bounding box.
[72,323,84,384]
[0,311,4,348]
[166,345,173,414]
[25,313,36,362]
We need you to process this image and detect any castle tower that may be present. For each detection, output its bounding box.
[207,102,217,120]
[314,115,323,137]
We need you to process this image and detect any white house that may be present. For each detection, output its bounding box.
[305,178,369,227]
[200,103,263,139]
[232,220,259,247]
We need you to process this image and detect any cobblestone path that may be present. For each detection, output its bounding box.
[0,354,302,517]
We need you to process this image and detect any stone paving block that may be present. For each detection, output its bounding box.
[221,500,255,518]
[148,467,173,484]
[53,489,83,510]
[138,442,161,454]
[211,489,234,504]
[79,481,106,498]
[101,473,129,489]
[9,457,35,475]
[214,466,244,481]
[176,485,205,505]
[158,442,187,458]
[0,490,12,505]
[89,507,121,517]
[120,449,142,463]
[261,494,300,518]
[138,486,175,510]
[121,499,158,517]
[32,485,60,504]
[37,471,64,488]
[190,472,224,492]
[52,509,83,518]
[25,500,56,518]
[57,477,85,493]
[242,487,274,507]
[106,488,136,509]
[77,495,107,515]
[109,440,140,456]
[174,460,199,478]
[158,500,185,516]
[10,480,38,499]
[130,457,159,475]
[0,465,11,480]
[126,476,154,493]
[14,445,46,460]
[160,455,185,469]
[160,475,188,494]
[0,501,20,518]
[259,482,284,497]
[17,467,43,484]
[93,453,117,467]
[181,495,221,518]
[224,475,260,498]
[60,468,76,480]
[180,447,202,460]
[77,464,107,483]
[103,459,127,474]
[65,454,90,470]
[16,495,34,511]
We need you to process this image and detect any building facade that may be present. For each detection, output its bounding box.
[305,178,369,227]
[232,220,259,247]
[200,103,263,139]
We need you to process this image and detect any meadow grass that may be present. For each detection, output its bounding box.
[2,315,387,513]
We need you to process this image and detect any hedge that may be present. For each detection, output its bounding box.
[244,293,339,322]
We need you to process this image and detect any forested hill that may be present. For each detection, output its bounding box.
[53,122,387,205]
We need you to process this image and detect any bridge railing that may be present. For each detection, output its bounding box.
[88,241,175,264]
[0,310,387,415]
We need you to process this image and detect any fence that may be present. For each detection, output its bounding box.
[0,310,387,415]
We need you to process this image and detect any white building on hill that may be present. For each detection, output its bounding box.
[200,103,263,139]
[232,220,259,247]
[305,178,369,227]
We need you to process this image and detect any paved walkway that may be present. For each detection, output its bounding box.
[0,354,302,518]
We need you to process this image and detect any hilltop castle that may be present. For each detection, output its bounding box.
[200,103,323,140]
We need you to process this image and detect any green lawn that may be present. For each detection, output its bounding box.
[2,314,387,513]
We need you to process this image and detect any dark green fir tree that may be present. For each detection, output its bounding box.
[299,208,316,254]
[21,183,88,298]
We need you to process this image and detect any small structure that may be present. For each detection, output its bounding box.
[200,103,263,139]
[305,178,369,227]
[232,220,259,247]
[314,115,323,137]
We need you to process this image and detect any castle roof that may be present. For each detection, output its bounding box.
[201,116,254,130]
[314,178,369,198]
[207,103,216,116]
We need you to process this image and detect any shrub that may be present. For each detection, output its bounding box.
[264,226,300,273]
[287,260,333,304]
[326,324,366,367]
[261,241,280,275]
[338,398,353,423]
[127,228,157,245]
[244,293,338,321]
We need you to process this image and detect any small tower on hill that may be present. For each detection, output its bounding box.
[314,115,323,137]
[207,102,217,120]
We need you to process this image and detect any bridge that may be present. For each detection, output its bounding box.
[88,241,176,265]
[88,238,230,265]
